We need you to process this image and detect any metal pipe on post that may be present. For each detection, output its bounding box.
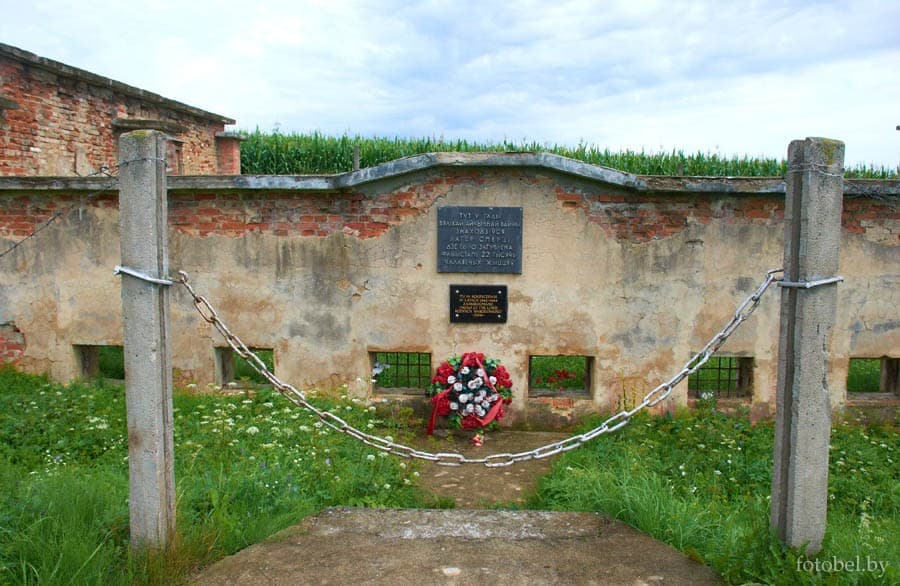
[118,130,176,551]
[770,137,844,554]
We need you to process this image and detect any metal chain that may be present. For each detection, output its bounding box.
[175,268,783,467]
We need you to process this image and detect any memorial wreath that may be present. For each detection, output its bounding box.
[426,352,512,438]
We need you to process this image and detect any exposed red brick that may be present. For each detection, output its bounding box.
[1,52,234,177]
[2,171,896,246]
[0,323,25,363]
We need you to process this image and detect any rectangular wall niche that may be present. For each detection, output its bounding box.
[847,357,899,395]
[215,347,274,387]
[371,351,431,393]
[74,345,125,379]
[688,356,753,399]
[528,355,593,398]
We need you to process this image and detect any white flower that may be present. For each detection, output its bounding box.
[460,366,470,375]
[245,426,260,435]
[458,393,469,403]
[476,407,486,417]
[447,375,456,384]
[449,402,459,410]
[366,454,376,461]
[489,376,497,384]
[453,382,463,391]
[467,379,480,390]
[465,403,475,413]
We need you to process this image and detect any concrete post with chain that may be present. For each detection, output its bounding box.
[770,137,844,554]
[118,130,176,550]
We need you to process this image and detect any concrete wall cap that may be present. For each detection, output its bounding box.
[0,152,897,197]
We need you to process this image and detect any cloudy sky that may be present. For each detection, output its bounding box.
[2,0,898,167]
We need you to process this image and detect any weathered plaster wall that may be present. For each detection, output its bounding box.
[1,160,897,425]
[0,45,237,176]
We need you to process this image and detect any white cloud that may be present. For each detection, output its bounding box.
[1,0,897,166]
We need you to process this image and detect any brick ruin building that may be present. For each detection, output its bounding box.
[0,43,242,177]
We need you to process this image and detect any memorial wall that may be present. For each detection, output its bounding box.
[1,153,897,426]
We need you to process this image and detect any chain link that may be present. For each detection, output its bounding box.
[175,268,783,466]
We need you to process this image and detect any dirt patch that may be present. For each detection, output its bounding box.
[410,430,569,508]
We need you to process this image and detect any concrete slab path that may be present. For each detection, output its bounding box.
[193,507,720,585]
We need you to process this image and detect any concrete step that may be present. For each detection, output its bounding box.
[192,507,720,585]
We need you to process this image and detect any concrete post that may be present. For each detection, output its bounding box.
[770,137,844,554]
[118,130,176,550]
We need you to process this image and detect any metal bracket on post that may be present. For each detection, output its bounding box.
[777,276,843,289]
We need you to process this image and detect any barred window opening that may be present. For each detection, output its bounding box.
[371,351,432,391]
[688,356,753,399]
[528,355,592,398]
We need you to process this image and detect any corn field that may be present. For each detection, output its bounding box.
[240,130,898,179]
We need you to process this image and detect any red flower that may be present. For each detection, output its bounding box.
[460,414,482,429]
[433,393,451,417]
[461,352,485,367]
[494,364,512,388]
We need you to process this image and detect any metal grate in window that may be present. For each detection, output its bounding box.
[688,356,752,398]
[371,352,432,390]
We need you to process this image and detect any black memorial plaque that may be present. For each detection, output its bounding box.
[437,206,523,273]
[450,285,508,323]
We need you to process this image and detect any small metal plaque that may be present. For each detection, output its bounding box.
[437,206,523,274]
[450,285,508,323]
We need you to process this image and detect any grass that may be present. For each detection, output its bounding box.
[233,349,275,385]
[0,367,425,584]
[847,358,882,393]
[530,407,898,585]
[3,365,896,584]
[240,130,899,179]
[97,346,124,380]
